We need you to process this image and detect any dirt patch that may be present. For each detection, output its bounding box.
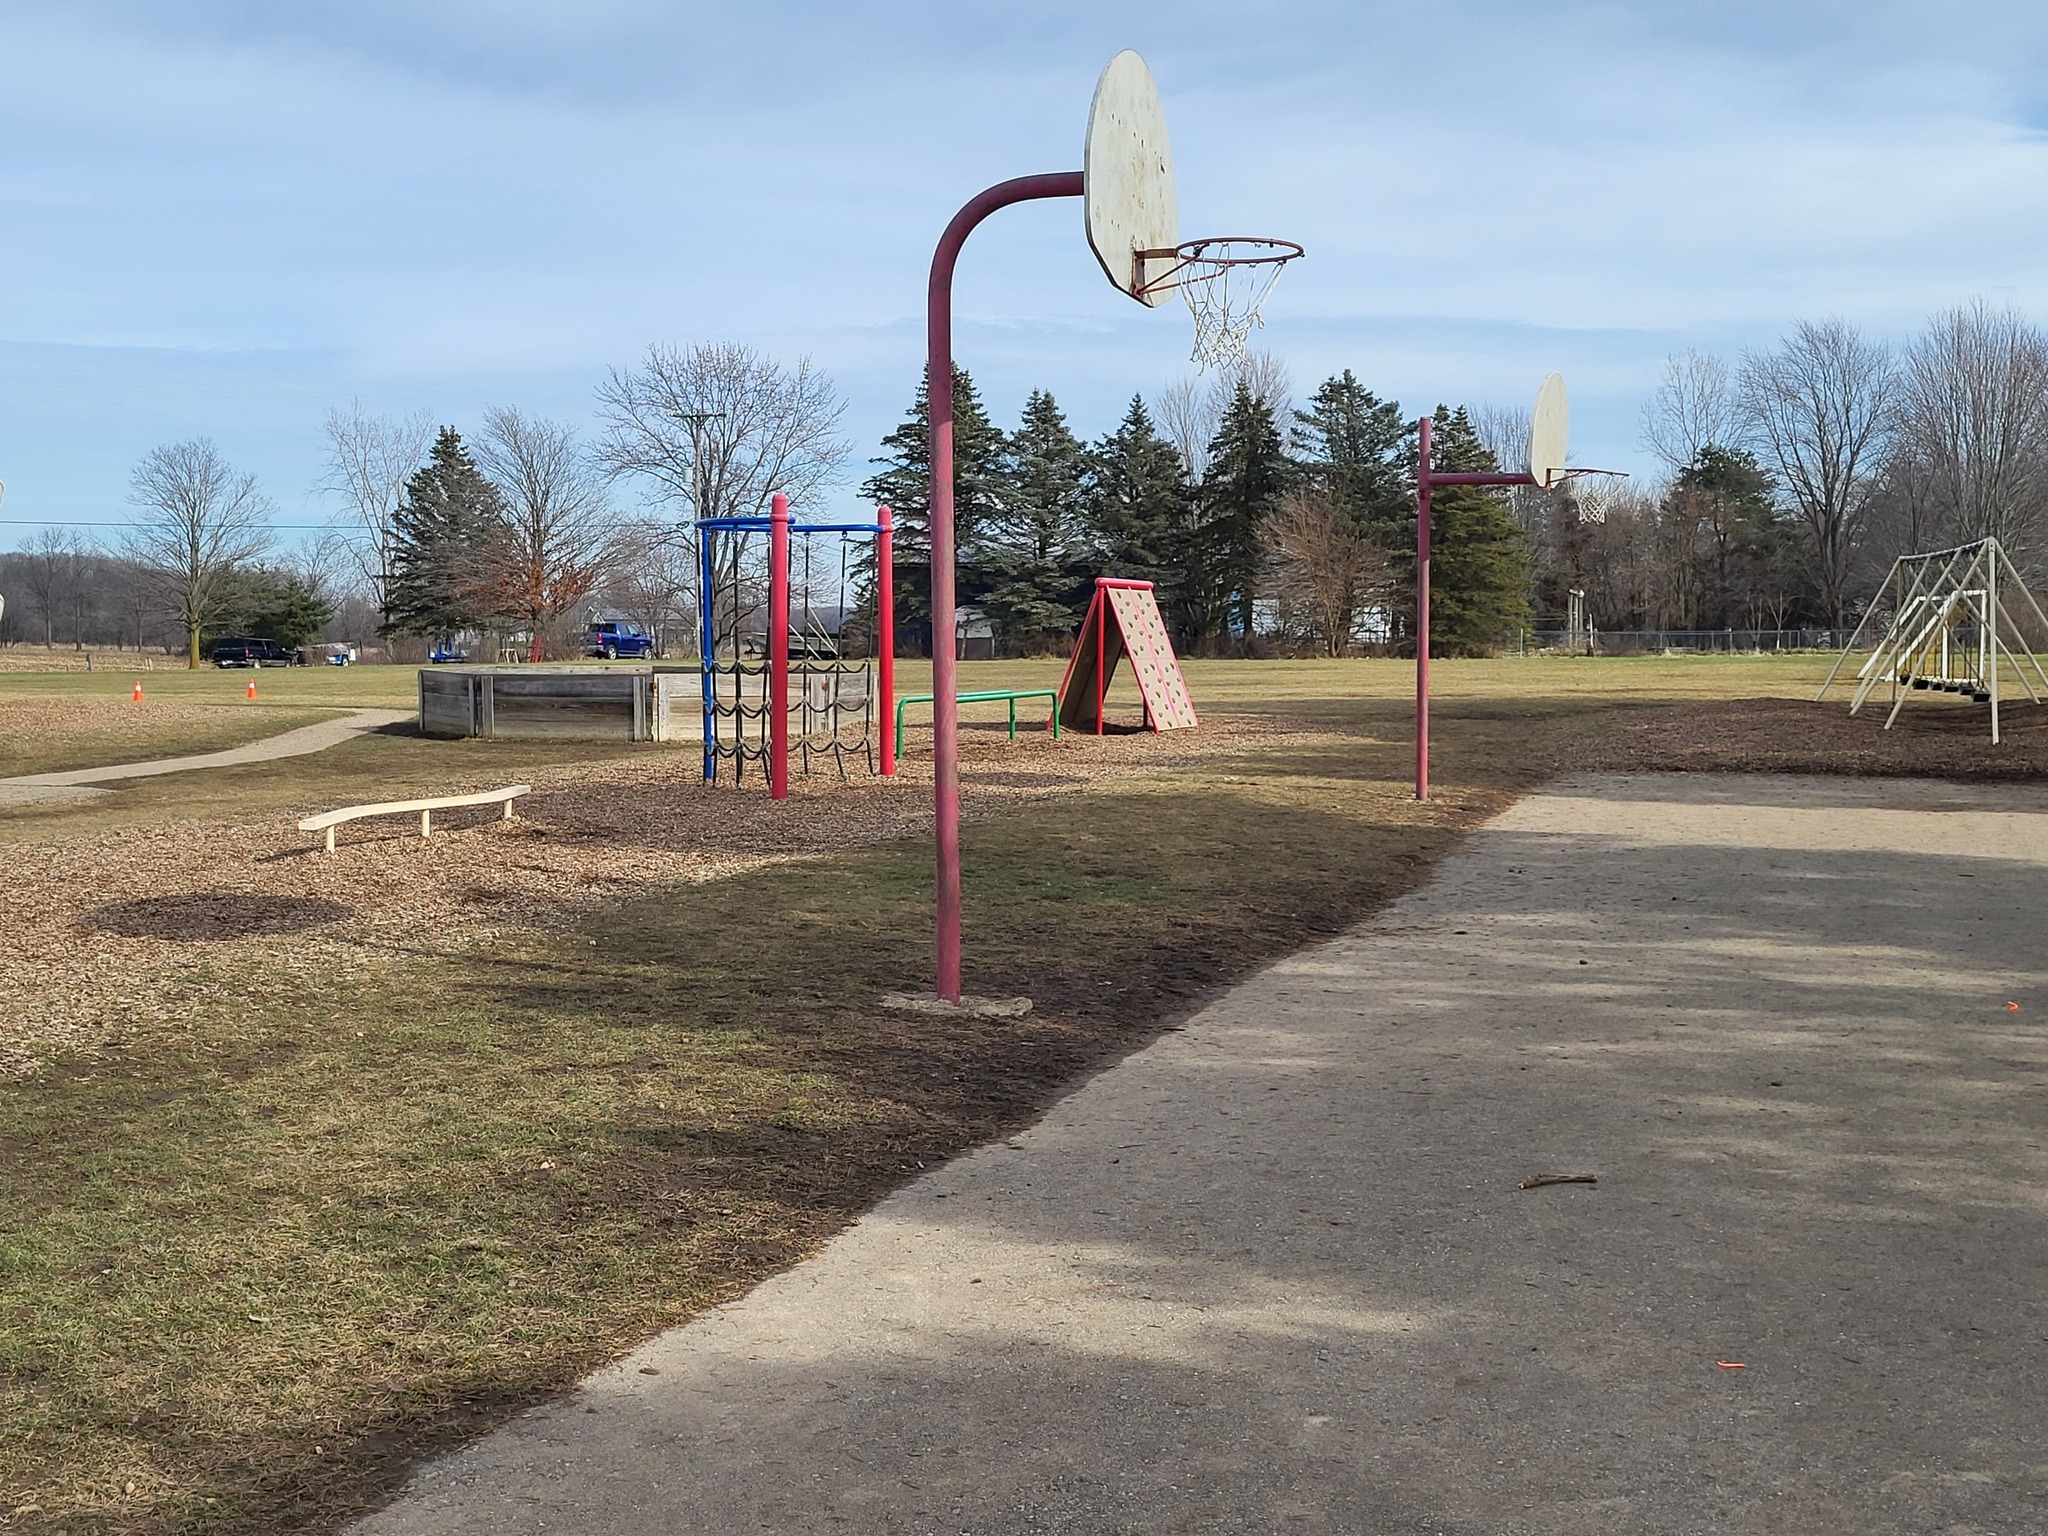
[1586,694,2048,780]
[87,894,355,941]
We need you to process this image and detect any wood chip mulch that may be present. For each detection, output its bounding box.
[0,719,1285,1079]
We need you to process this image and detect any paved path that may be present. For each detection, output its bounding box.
[0,708,412,806]
[357,773,2048,1536]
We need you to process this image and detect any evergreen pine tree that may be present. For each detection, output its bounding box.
[382,427,505,638]
[1671,445,1779,628]
[1426,406,1531,655]
[220,568,334,647]
[980,390,1090,651]
[858,364,1006,653]
[1193,381,1291,646]
[1293,371,1415,643]
[1085,394,1190,583]
[1293,370,1413,546]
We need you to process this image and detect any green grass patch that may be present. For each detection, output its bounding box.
[0,705,347,779]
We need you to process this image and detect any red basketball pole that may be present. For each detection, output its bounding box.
[877,503,896,778]
[928,170,1084,1003]
[1413,419,1541,802]
[1415,415,1432,802]
[768,492,790,802]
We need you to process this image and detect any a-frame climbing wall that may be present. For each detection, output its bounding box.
[1057,578,1199,733]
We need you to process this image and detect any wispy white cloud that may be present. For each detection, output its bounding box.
[5,1,2048,533]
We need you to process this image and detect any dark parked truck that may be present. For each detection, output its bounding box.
[584,621,655,660]
[210,637,304,667]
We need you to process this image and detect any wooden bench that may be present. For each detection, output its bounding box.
[298,784,530,853]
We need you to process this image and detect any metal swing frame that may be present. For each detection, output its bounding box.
[1817,536,2048,744]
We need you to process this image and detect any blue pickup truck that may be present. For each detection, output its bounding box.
[584,621,655,660]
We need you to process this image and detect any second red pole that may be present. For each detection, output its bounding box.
[1415,414,1432,803]
[769,492,790,801]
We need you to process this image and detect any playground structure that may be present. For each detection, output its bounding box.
[696,495,894,799]
[918,49,1297,1003]
[1414,374,1620,800]
[1816,537,2048,744]
[1057,578,1199,734]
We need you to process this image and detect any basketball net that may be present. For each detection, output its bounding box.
[1156,239,1302,371]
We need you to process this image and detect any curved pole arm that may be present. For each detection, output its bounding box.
[927,170,1085,1003]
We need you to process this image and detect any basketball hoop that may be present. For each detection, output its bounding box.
[1136,237,1303,369]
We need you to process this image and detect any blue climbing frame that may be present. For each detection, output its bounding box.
[695,508,895,785]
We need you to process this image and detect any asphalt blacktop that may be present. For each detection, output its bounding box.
[355,772,2048,1536]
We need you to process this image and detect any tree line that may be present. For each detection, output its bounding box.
[1549,299,2048,641]
[16,298,2042,664]
[859,362,1525,657]
[2,339,1536,663]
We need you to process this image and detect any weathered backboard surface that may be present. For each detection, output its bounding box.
[1084,50,1178,307]
[1528,373,1569,489]
[1058,581,1198,732]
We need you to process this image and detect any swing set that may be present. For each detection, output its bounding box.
[695,494,896,798]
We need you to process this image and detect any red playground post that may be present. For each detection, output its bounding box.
[928,172,1085,1003]
[768,493,790,802]
[1413,375,1575,799]
[1415,415,1432,802]
[877,504,896,778]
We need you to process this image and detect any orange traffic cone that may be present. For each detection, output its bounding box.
[132,681,144,702]
[245,677,258,700]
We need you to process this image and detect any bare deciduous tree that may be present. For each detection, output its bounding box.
[1470,400,1559,574]
[595,342,847,520]
[1894,299,2048,553]
[1157,349,1293,480]
[1261,488,1387,655]
[471,406,614,662]
[125,439,273,667]
[1737,320,1895,627]
[15,527,70,647]
[1642,349,1739,471]
[598,518,699,658]
[319,400,435,625]
[62,535,102,648]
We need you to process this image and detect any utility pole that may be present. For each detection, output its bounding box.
[680,412,723,526]
[677,412,723,661]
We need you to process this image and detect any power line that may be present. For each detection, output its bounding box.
[0,519,340,530]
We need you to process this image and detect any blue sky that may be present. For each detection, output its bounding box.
[5,0,2048,546]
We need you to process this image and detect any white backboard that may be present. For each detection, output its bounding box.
[1528,373,1569,489]
[1084,51,1178,307]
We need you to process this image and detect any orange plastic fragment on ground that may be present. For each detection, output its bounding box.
[1716,1361,1747,1369]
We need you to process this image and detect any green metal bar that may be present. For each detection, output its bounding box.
[894,689,1059,758]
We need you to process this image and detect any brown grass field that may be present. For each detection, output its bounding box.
[4,651,2044,1534]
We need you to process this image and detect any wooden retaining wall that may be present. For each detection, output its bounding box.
[418,666,702,742]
